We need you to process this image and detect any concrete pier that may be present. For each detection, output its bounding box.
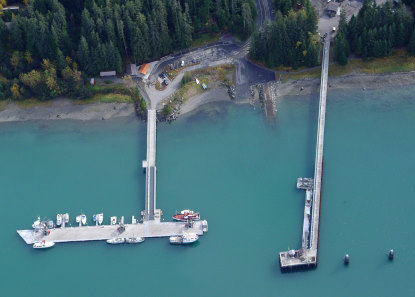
[17,220,207,244]
[143,109,157,221]
[17,109,208,245]
[279,39,330,269]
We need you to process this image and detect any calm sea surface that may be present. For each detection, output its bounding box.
[1,87,415,296]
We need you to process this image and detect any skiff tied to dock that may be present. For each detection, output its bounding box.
[279,38,330,270]
[17,109,208,248]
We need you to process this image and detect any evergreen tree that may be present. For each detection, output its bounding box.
[77,36,90,72]
[408,30,415,55]
[335,33,349,65]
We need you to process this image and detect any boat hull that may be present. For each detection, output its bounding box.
[33,241,55,249]
[169,234,199,245]
[126,237,145,244]
[172,214,200,222]
[106,238,125,244]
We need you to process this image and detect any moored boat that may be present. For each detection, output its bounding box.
[32,217,45,230]
[63,213,69,224]
[182,233,199,244]
[56,214,62,226]
[169,236,183,244]
[110,216,117,225]
[169,233,199,245]
[81,214,87,225]
[33,240,55,249]
[106,238,125,244]
[126,237,145,244]
[98,213,103,225]
[172,210,200,222]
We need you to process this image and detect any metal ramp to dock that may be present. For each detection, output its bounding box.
[279,39,330,270]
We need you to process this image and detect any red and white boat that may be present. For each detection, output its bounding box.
[172,210,200,222]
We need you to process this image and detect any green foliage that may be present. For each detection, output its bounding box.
[344,0,414,60]
[274,0,306,15]
[334,33,349,65]
[249,6,320,69]
[408,30,415,55]
[162,103,172,116]
[181,72,192,87]
[1,0,257,83]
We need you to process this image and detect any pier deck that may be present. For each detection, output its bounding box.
[17,220,207,244]
[280,39,330,270]
[17,109,208,246]
[143,109,157,221]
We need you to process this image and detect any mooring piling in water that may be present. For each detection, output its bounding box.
[388,249,394,260]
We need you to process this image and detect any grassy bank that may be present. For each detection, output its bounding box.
[162,64,235,119]
[280,49,415,81]
[191,33,220,48]
[0,100,8,111]
[73,93,133,105]
[0,82,145,117]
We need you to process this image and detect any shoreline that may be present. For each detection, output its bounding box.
[0,98,136,123]
[1,71,415,123]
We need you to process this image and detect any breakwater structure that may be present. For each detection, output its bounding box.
[279,38,330,270]
[17,109,208,246]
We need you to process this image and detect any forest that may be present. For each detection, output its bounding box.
[0,0,256,100]
[249,0,321,69]
[335,0,415,65]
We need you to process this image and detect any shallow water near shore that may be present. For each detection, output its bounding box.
[1,86,415,296]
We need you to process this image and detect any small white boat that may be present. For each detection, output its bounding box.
[110,216,117,225]
[106,238,125,244]
[169,233,199,245]
[47,220,54,229]
[81,214,87,225]
[169,236,183,244]
[182,233,199,244]
[56,214,62,226]
[76,216,81,223]
[63,213,69,224]
[126,237,145,244]
[202,220,208,232]
[98,213,103,225]
[33,240,55,249]
[32,217,43,230]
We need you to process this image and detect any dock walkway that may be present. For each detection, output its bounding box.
[17,221,206,244]
[143,109,157,221]
[17,109,208,246]
[279,39,330,269]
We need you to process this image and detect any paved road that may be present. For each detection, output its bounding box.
[138,0,275,109]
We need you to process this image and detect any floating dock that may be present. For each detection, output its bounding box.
[17,109,208,245]
[17,219,207,244]
[279,39,330,270]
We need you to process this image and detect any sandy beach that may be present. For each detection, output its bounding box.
[1,71,414,123]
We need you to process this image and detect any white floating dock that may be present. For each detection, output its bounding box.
[17,220,208,244]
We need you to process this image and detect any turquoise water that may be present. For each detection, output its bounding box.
[1,87,415,296]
